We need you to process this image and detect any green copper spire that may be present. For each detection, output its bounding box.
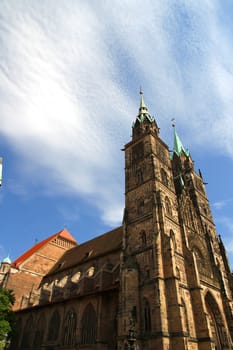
[173,128,189,157]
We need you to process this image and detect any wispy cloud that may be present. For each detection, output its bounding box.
[0,1,233,226]
[213,198,233,210]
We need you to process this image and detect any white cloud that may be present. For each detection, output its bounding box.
[213,201,226,210]
[213,198,233,210]
[0,1,233,226]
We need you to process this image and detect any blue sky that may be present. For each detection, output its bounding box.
[0,1,233,268]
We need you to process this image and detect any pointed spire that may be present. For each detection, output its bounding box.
[133,88,154,126]
[139,87,147,110]
[173,126,189,157]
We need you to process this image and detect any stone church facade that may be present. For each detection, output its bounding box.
[5,95,233,349]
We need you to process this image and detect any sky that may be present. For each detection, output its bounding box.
[0,1,233,267]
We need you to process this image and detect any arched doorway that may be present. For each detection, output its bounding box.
[205,292,228,349]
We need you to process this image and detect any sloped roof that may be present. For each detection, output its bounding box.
[12,229,77,268]
[47,226,123,276]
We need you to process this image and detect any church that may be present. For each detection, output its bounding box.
[1,94,233,350]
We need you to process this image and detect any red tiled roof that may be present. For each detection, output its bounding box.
[47,226,123,276]
[59,228,77,243]
[12,229,77,268]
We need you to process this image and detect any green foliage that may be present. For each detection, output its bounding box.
[0,288,15,342]
[0,339,6,350]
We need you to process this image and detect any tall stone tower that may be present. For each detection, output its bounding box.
[118,93,233,350]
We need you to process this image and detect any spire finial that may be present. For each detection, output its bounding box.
[171,118,176,128]
[139,87,146,109]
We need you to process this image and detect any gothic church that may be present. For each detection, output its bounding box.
[2,94,233,350]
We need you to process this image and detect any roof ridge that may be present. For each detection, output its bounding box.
[12,228,76,268]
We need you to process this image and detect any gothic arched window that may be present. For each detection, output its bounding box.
[21,315,34,350]
[144,299,152,334]
[170,229,177,250]
[138,199,144,215]
[63,309,77,347]
[33,314,46,350]
[132,142,144,162]
[181,298,189,335]
[205,292,228,349]
[10,317,22,350]
[47,310,60,342]
[165,196,172,216]
[193,246,205,271]
[140,231,147,247]
[161,168,168,186]
[137,169,143,184]
[81,304,97,345]
[176,266,181,280]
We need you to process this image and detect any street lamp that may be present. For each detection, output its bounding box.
[127,325,136,350]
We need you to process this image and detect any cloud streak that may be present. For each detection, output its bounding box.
[0,1,233,226]
[213,198,233,210]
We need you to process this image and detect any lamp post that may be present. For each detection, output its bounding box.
[127,323,136,350]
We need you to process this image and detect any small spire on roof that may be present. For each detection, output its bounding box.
[139,86,147,110]
[132,89,157,133]
[2,255,11,264]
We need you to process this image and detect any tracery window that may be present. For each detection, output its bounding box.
[81,304,97,344]
[193,246,205,270]
[205,292,228,349]
[47,310,60,342]
[63,309,77,347]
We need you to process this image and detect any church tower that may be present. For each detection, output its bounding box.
[118,93,233,350]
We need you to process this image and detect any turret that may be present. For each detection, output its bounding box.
[0,256,11,284]
[132,90,159,140]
